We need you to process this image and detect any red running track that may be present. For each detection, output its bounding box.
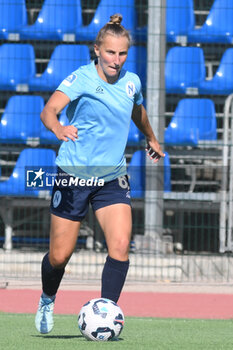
[0,289,233,319]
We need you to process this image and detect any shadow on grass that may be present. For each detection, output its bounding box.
[32,335,124,341]
[32,335,82,339]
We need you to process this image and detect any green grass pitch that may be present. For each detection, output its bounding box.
[1,313,233,350]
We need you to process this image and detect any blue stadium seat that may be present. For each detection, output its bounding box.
[164,99,217,146]
[40,107,69,144]
[0,44,36,92]
[127,120,144,146]
[165,47,206,94]
[0,0,27,40]
[199,49,233,95]
[134,26,147,43]
[166,0,195,44]
[124,46,147,89]
[164,152,171,193]
[128,150,145,198]
[128,150,171,197]
[75,0,137,41]
[0,95,44,144]
[28,44,90,92]
[0,148,56,197]
[188,0,233,44]
[19,0,82,41]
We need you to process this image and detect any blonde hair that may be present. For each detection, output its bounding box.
[95,14,132,47]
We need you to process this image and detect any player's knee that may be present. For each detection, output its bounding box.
[49,252,70,269]
[113,236,130,258]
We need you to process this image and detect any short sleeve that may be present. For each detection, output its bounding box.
[133,74,143,105]
[56,71,82,102]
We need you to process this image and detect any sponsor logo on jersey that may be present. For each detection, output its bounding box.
[126,81,135,97]
[62,73,77,87]
[96,86,104,94]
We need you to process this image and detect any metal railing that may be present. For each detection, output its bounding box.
[220,93,233,252]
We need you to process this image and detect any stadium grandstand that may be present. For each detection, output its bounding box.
[1,0,233,285]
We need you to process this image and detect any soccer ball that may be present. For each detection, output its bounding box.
[78,298,124,341]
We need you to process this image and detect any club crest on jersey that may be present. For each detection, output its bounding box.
[62,73,77,87]
[126,81,135,97]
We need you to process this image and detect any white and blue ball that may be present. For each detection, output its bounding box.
[78,298,124,341]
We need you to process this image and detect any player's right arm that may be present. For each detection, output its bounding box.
[40,90,78,142]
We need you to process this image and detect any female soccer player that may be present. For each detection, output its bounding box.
[35,13,164,334]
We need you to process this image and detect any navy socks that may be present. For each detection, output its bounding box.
[101,255,129,303]
[41,253,129,302]
[41,252,65,297]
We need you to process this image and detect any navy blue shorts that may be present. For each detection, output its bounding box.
[50,167,131,221]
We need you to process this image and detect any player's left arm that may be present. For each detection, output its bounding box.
[132,103,165,163]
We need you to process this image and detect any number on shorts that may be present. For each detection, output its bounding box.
[118,176,129,189]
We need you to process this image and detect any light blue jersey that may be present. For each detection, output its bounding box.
[56,60,143,181]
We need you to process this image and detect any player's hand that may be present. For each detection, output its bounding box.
[145,140,165,163]
[52,124,78,142]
